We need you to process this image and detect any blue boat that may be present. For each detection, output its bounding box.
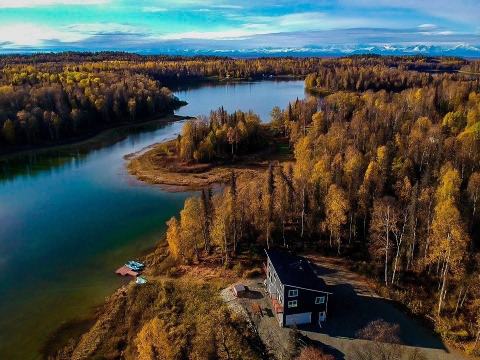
[125,260,145,272]
[129,260,144,268]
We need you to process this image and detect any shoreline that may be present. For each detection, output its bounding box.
[0,75,304,159]
[0,113,192,160]
[126,136,293,192]
[43,130,289,356]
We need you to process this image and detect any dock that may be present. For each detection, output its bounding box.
[116,265,139,277]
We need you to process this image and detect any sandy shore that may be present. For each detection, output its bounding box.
[127,138,291,192]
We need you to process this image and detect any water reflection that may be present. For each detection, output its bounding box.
[0,80,305,359]
[0,117,179,181]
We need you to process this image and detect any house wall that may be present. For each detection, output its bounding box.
[284,285,328,320]
[266,258,286,326]
[267,255,330,327]
[266,258,284,305]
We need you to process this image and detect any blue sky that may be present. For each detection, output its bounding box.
[0,0,479,55]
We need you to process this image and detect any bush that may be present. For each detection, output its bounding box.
[465,342,480,356]
[296,346,334,360]
[243,268,263,279]
[166,266,181,277]
[232,263,244,277]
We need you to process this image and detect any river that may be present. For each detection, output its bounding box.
[0,80,305,359]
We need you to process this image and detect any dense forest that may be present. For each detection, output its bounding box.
[0,65,183,151]
[164,59,480,355]
[174,107,268,163]
[0,53,474,152]
[4,53,480,358]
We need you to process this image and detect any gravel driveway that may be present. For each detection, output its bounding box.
[302,255,465,360]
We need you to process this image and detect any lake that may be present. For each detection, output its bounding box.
[0,80,305,359]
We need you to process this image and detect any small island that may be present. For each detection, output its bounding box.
[127,107,294,190]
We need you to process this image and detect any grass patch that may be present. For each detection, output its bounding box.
[55,266,264,359]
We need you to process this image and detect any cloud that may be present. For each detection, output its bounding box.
[0,23,84,46]
[0,22,144,47]
[209,4,243,9]
[0,0,107,7]
[65,23,144,35]
[242,12,401,33]
[339,0,480,25]
[4,26,479,57]
[0,0,479,55]
[142,6,168,13]
[418,24,437,29]
[159,29,257,41]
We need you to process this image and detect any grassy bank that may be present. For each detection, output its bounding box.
[50,242,266,360]
[127,133,293,191]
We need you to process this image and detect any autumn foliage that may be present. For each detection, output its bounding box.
[165,56,480,354]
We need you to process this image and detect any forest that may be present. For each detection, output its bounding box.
[0,53,472,152]
[163,58,480,355]
[3,53,480,358]
[174,107,268,163]
[0,64,183,151]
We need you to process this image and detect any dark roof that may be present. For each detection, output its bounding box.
[265,249,331,293]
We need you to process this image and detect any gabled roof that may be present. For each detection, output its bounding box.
[265,249,331,294]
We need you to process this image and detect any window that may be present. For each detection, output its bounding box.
[288,300,298,308]
[319,311,326,321]
[288,289,298,297]
[315,296,325,304]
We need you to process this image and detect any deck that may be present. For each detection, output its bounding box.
[115,265,139,277]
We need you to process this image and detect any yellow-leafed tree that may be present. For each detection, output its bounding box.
[325,184,350,254]
[427,164,470,315]
[135,317,174,360]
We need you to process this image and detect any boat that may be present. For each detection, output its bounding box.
[127,260,144,268]
[125,260,145,271]
[136,276,147,285]
[126,264,143,272]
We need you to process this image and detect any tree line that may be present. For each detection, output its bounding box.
[305,62,480,93]
[0,64,184,150]
[166,65,480,354]
[1,54,474,152]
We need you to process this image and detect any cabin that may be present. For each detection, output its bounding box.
[264,249,332,327]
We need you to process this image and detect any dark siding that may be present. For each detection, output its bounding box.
[266,258,284,305]
[284,285,328,316]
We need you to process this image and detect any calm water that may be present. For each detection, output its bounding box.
[0,80,305,359]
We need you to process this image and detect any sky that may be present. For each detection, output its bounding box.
[0,0,479,56]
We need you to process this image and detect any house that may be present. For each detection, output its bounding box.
[264,249,331,327]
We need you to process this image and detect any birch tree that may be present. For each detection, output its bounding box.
[325,184,350,254]
[467,172,480,221]
[370,197,399,286]
[294,136,313,238]
[427,164,469,315]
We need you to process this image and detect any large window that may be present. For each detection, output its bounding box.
[315,296,325,304]
[288,300,298,308]
[288,289,298,297]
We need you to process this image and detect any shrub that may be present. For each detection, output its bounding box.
[243,268,263,279]
[296,346,334,360]
[232,262,244,277]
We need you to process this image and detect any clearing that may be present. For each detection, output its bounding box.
[223,255,466,360]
